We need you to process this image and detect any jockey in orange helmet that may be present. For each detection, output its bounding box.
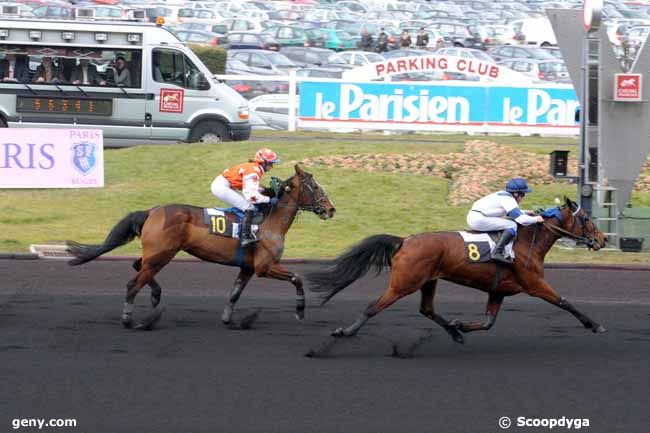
[211,148,281,246]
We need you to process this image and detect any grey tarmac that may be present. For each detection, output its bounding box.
[1,259,649,433]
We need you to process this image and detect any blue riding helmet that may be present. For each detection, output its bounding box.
[505,178,533,194]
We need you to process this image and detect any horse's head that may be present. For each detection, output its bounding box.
[554,197,607,251]
[280,165,336,220]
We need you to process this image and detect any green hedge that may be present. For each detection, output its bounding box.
[190,45,227,75]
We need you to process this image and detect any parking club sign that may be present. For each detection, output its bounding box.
[614,73,642,101]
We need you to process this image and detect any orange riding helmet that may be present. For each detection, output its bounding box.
[255,148,281,165]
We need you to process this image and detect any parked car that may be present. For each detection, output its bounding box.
[248,94,290,131]
[296,67,344,78]
[225,59,288,100]
[175,22,230,35]
[226,58,278,76]
[177,8,233,25]
[435,47,495,63]
[540,46,564,59]
[31,4,73,19]
[321,28,357,51]
[228,32,281,51]
[228,49,299,73]
[483,24,525,46]
[330,50,385,66]
[488,45,557,62]
[280,47,338,67]
[263,25,310,47]
[266,9,304,22]
[498,58,570,82]
[83,5,127,20]
[425,22,485,50]
[174,30,229,48]
[382,48,430,59]
[292,24,327,48]
[218,18,265,33]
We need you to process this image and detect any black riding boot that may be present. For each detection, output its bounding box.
[491,230,515,264]
[240,210,258,247]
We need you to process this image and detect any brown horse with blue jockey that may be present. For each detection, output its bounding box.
[307,197,607,343]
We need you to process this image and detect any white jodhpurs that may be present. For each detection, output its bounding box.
[467,210,517,233]
[211,175,255,211]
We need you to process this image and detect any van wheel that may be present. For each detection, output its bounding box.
[189,121,231,143]
[0,118,6,128]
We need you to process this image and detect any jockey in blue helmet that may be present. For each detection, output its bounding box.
[466,177,544,264]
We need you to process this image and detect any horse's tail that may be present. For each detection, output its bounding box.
[66,210,150,266]
[307,234,404,305]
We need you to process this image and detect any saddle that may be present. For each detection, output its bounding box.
[203,177,282,240]
[458,231,515,263]
[203,207,265,239]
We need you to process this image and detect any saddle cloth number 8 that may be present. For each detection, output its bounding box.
[465,241,492,263]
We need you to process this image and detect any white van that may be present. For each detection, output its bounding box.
[0,13,250,142]
[511,18,557,47]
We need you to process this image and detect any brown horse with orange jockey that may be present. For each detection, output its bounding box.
[307,197,607,343]
[67,165,335,328]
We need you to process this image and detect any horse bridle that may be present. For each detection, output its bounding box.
[276,175,329,216]
[542,205,599,249]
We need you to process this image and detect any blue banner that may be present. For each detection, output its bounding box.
[298,81,579,131]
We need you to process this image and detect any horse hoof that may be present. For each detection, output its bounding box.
[331,327,345,337]
[448,319,461,328]
[121,317,133,329]
[593,324,607,333]
[448,330,464,344]
[295,312,305,323]
[134,306,164,331]
[221,306,233,324]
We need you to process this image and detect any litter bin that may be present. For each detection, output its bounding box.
[549,150,570,177]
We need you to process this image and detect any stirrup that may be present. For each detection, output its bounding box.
[241,236,259,247]
[491,253,513,264]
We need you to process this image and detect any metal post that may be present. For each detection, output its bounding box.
[288,69,297,132]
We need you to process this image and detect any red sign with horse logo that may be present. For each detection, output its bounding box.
[614,73,642,101]
[159,89,184,113]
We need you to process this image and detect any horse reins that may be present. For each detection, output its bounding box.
[524,205,595,267]
[273,176,328,215]
[541,205,595,247]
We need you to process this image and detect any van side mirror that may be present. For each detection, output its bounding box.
[196,72,210,90]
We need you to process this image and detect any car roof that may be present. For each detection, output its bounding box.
[282,46,333,52]
[228,49,281,54]
[507,58,564,63]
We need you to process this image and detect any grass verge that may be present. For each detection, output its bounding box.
[1,132,648,264]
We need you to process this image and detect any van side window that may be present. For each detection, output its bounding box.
[152,48,207,90]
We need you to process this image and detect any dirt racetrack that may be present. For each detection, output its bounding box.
[1,258,649,433]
